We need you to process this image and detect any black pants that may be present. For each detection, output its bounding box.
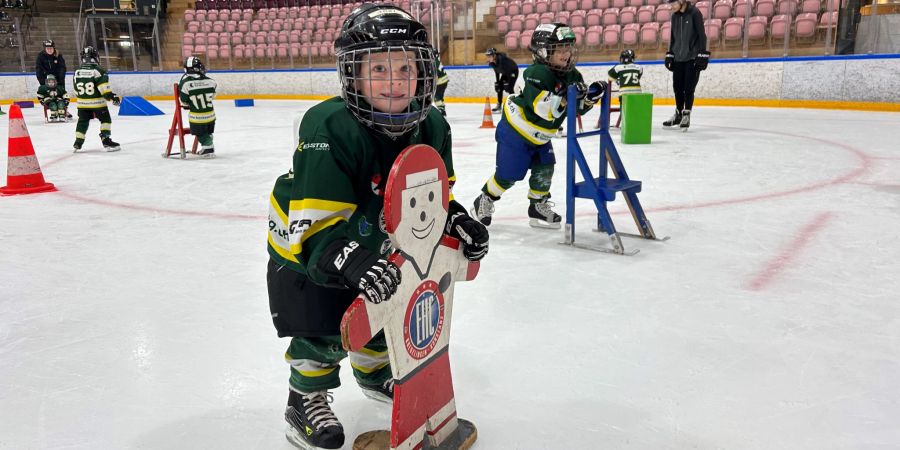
[495,74,517,107]
[266,259,357,337]
[672,60,701,111]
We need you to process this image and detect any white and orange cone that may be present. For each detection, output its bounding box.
[479,96,495,129]
[1,104,56,196]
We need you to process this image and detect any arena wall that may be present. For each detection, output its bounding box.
[3,54,899,110]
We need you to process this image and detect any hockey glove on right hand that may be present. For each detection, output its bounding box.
[494,81,502,92]
[664,52,675,72]
[111,95,122,106]
[583,81,607,107]
[445,211,489,261]
[320,240,401,304]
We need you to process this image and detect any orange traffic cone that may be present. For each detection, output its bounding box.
[1,104,56,196]
[479,96,495,129]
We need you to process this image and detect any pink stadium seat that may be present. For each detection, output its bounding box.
[622,22,640,45]
[194,32,208,46]
[277,44,288,58]
[580,0,593,9]
[508,2,521,15]
[769,14,789,41]
[213,21,225,33]
[187,21,200,33]
[525,13,540,30]
[290,42,301,58]
[705,18,722,44]
[628,0,642,6]
[278,7,289,19]
[596,0,610,8]
[637,5,655,23]
[521,29,535,49]
[734,0,753,18]
[620,6,637,24]
[208,10,219,21]
[695,1,711,17]
[231,31,243,44]
[218,8,230,18]
[777,0,798,15]
[320,44,331,57]
[255,31,267,44]
[184,9,196,21]
[182,45,193,58]
[244,31,255,45]
[646,0,662,5]
[585,25,602,46]
[226,20,238,32]
[565,0,579,11]
[288,6,299,19]
[254,45,266,59]
[819,10,837,27]
[537,0,551,14]
[278,29,289,43]
[498,16,512,34]
[522,0,535,15]
[573,25,585,43]
[655,4,672,22]
[612,0,626,8]
[586,9,602,27]
[570,10,587,27]
[505,30,521,50]
[250,20,261,32]
[723,17,743,44]
[801,0,820,12]
[234,44,246,59]
[660,20,671,45]
[297,6,308,18]
[496,2,507,16]
[289,29,301,43]
[242,9,253,21]
[272,19,284,31]
[208,32,220,46]
[756,0,775,17]
[219,44,232,60]
[540,12,555,24]
[640,21,660,47]
[194,44,207,55]
[182,33,195,46]
[602,8,619,26]
[300,29,311,44]
[794,12,818,40]
[230,10,241,21]
[713,0,733,19]
[747,15,768,41]
[556,11,570,23]
[603,24,621,47]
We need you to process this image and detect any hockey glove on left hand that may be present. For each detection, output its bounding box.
[583,81,607,107]
[664,52,675,71]
[445,211,489,261]
[695,51,710,71]
[111,95,122,106]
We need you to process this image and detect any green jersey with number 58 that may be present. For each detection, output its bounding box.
[73,63,112,109]
[178,73,217,124]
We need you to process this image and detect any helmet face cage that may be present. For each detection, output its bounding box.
[184,56,206,75]
[620,50,635,64]
[530,24,579,73]
[81,46,99,63]
[334,3,437,138]
[46,75,57,88]
[337,45,437,138]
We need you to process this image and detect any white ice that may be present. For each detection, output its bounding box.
[2,100,899,450]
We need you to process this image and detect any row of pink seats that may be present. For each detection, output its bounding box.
[184,29,341,46]
[186,17,347,33]
[497,5,673,31]
[183,42,334,60]
[194,0,354,11]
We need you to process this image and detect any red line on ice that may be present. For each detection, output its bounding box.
[746,211,834,291]
[55,191,262,220]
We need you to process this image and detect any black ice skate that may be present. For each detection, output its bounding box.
[662,110,682,127]
[679,110,691,130]
[528,199,562,229]
[358,378,394,404]
[285,389,344,450]
[72,141,82,153]
[471,193,496,226]
[491,105,502,113]
[101,137,121,152]
[197,146,215,158]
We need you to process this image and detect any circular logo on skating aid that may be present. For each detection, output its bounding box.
[403,280,444,360]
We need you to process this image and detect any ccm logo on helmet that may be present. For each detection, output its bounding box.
[380,28,408,34]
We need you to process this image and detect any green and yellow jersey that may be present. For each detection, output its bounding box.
[178,73,217,124]
[72,63,112,109]
[503,63,593,145]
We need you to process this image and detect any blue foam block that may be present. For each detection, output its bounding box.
[234,99,255,107]
[117,96,164,116]
[15,101,34,108]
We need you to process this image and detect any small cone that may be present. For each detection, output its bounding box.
[479,96,495,129]
[1,105,57,196]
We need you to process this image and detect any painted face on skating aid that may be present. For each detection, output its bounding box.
[358,50,419,114]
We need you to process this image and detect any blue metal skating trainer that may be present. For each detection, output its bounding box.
[563,84,665,255]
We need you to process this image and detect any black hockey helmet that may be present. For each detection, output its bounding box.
[334,2,437,138]
[528,23,578,73]
[184,56,206,75]
[81,46,99,64]
[485,47,497,57]
[46,74,57,88]
[620,49,635,64]
[43,39,55,48]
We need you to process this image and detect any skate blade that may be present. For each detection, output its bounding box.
[360,388,393,405]
[529,219,562,230]
[286,425,331,450]
[105,147,121,152]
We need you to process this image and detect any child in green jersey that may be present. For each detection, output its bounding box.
[178,56,217,157]
[265,4,488,449]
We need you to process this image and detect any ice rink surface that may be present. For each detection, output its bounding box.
[2,99,899,450]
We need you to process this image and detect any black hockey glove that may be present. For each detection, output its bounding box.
[695,51,710,71]
[494,81,502,92]
[445,210,489,261]
[583,81,607,107]
[320,239,401,304]
[111,95,121,106]
[664,52,675,72]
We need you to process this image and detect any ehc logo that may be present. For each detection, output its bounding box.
[403,280,444,359]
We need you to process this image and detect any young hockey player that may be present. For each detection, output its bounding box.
[37,74,69,122]
[265,4,489,449]
[472,23,606,229]
[486,47,519,113]
[433,56,449,116]
[178,56,217,157]
[608,49,643,95]
[72,46,121,152]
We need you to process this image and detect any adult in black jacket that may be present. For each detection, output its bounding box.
[36,40,67,87]
[486,47,519,113]
[663,0,709,129]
